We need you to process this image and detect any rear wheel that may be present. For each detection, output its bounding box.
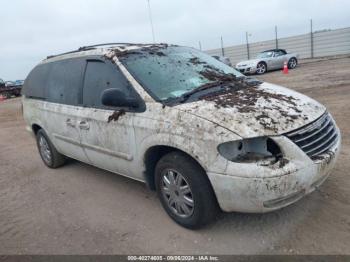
[36,129,66,168]
[288,58,298,69]
[155,152,219,229]
[256,62,267,74]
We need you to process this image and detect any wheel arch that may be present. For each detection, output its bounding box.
[32,123,43,135]
[27,113,45,136]
[143,145,207,191]
[289,57,298,63]
[258,60,267,67]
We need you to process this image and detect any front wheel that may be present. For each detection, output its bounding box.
[256,62,267,74]
[155,152,219,229]
[288,58,298,69]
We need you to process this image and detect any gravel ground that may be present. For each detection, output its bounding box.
[0,57,350,255]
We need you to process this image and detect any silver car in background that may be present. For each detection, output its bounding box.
[236,49,299,74]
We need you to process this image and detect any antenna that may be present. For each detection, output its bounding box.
[147,0,156,43]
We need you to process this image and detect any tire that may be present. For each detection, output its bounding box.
[256,62,267,74]
[288,57,298,69]
[36,129,66,168]
[155,151,219,229]
[3,92,11,99]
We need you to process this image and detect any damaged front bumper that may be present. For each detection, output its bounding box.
[207,135,341,213]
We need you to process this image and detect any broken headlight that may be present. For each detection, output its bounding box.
[217,137,282,165]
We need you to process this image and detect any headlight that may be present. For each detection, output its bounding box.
[217,137,282,165]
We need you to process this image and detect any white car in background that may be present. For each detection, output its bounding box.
[236,49,299,74]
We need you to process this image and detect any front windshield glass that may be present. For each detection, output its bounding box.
[257,51,273,58]
[118,46,243,101]
[0,79,4,85]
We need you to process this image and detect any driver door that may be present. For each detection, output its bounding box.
[78,59,139,178]
[271,51,285,69]
[261,51,274,70]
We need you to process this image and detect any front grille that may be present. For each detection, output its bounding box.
[285,113,339,160]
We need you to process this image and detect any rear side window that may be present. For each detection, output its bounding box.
[46,58,84,105]
[82,61,134,108]
[23,63,51,99]
[24,58,84,104]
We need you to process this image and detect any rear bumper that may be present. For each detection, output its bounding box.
[207,135,341,213]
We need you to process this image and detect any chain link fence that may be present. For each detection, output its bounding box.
[206,26,350,65]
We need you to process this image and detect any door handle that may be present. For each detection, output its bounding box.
[79,121,90,130]
[66,118,76,127]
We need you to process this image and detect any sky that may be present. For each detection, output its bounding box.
[1,0,350,80]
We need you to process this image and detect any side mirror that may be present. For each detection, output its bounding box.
[101,88,139,108]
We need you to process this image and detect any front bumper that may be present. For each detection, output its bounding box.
[207,134,341,213]
[235,65,257,74]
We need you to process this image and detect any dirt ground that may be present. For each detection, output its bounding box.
[0,57,350,255]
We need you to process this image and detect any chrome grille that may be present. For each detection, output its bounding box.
[285,113,339,160]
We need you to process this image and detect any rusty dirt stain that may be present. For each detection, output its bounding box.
[108,110,126,123]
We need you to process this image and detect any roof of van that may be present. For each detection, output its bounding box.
[43,43,173,63]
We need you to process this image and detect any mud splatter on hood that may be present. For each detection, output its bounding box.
[176,82,326,138]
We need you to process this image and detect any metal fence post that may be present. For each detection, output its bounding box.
[246,32,250,59]
[310,19,314,58]
[221,36,225,56]
[198,41,202,51]
[275,26,278,49]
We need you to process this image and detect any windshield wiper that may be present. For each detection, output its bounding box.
[161,84,218,105]
[178,81,228,103]
[163,75,259,105]
[178,75,253,103]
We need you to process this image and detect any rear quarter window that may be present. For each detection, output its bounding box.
[23,58,85,105]
[23,64,51,99]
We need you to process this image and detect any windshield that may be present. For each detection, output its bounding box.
[0,79,4,84]
[257,51,273,58]
[117,46,243,101]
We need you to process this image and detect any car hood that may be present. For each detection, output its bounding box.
[236,59,260,66]
[175,82,326,138]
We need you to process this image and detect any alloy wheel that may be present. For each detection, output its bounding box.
[289,58,297,69]
[160,169,194,218]
[39,135,52,165]
[256,63,266,74]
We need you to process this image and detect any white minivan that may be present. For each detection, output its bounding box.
[22,43,341,228]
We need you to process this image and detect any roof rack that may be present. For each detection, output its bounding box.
[78,43,135,50]
[46,49,90,59]
[46,43,135,59]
